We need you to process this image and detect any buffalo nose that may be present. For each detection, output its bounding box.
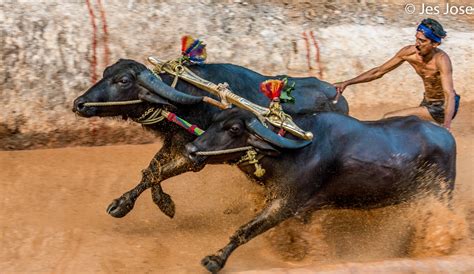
[73,97,86,112]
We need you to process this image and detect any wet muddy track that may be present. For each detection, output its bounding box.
[1,105,473,273]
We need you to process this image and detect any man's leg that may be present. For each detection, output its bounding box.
[383,106,436,122]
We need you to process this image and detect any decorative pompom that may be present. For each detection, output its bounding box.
[260,79,284,100]
[181,36,194,53]
[259,78,296,103]
[181,35,207,64]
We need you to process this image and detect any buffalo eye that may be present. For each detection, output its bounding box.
[229,124,242,135]
[117,76,131,86]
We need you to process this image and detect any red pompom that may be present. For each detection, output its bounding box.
[260,80,284,100]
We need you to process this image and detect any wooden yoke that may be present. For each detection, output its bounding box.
[147,56,313,141]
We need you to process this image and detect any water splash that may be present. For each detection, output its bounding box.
[265,196,467,265]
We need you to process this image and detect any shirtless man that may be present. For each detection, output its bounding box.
[334,18,460,130]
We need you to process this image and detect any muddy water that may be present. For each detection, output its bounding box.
[0,104,472,273]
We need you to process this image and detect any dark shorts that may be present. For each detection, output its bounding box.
[419,94,461,124]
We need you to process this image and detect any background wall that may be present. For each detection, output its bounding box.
[1,0,473,149]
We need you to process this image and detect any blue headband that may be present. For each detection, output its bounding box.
[417,24,442,43]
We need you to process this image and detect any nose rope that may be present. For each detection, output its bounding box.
[195,146,253,156]
[83,100,143,107]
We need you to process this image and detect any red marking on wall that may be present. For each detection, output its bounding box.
[86,0,98,84]
[85,0,111,85]
[302,30,324,79]
[309,31,323,79]
[97,0,110,66]
[85,1,111,136]
[302,31,311,71]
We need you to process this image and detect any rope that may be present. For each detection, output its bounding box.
[80,66,203,135]
[195,147,266,177]
[83,97,204,136]
[136,108,166,125]
[163,110,204,136]
[83,100,143,107]
[195,146,253,156]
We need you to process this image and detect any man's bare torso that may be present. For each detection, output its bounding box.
[401,45,446,101]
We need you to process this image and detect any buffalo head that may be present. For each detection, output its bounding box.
[72,59,202,119]
[185,108,311,168]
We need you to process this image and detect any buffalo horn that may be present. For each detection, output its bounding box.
[137,69,202,105]
[138,90,175,107]
[245,118,311,149]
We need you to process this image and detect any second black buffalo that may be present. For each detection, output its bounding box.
[186,108,456,273]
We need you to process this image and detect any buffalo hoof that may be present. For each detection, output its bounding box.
[106,195,135,218]
[152,191,176,219]
[201,255,224,273]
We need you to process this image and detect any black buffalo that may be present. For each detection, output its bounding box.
[72,59,348,218]
[185,108,456,272]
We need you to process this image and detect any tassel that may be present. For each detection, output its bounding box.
[260,78,295,103]
[259,79,284,101]
[180,35,207,64]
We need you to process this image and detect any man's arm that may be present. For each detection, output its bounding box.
[437,53,456,130]
[334,46,411,94]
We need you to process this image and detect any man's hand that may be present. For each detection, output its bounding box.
[331,47,408,98]
[333,81,348,94]
[444,123,452,132]
[332,82,348,104]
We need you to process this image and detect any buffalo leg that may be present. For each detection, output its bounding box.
[201,198,295,273]
[149,155,196,217]
[106,173,153,218]
[106,135,195,218]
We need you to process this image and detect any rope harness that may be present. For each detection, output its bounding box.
[196,147,265,177]
[236,149,266,177]
[135,107,166,125]
[151,59,184,89]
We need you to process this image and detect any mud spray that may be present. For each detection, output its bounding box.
[262,183,469,267]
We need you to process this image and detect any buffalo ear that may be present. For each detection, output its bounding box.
[138,90,176,109]
[247,134,280,157]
